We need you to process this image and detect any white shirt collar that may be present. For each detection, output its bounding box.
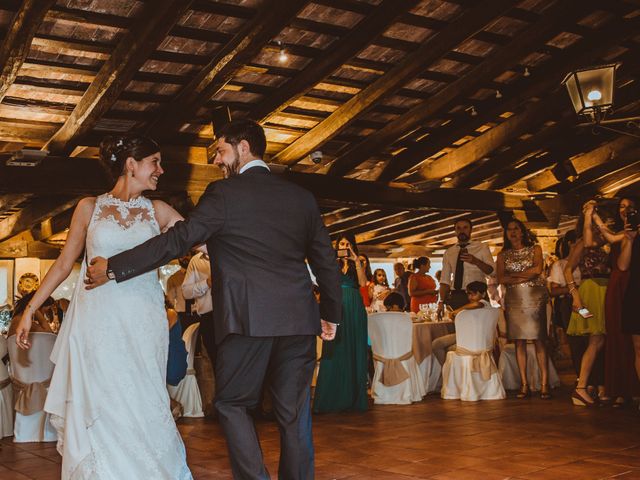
[239,159,270,174]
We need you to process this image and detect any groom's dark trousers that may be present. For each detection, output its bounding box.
[215,334,316,479]
[108,166,341,480]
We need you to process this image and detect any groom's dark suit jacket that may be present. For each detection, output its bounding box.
[109,166,341,343]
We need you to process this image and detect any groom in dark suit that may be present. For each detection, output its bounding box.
[86,119,342,479]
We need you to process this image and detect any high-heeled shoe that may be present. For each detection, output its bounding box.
[540,384,552,400]
[516,384,530,399]
[571,387,597,407]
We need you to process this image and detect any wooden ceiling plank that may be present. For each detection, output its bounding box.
[271,0,515,166]
[249,0,420,123]
[43,0,195,155]
[425,96,566,182]
[377,13,640,183]
[147,0,309,138]
[527,137,640,192]
[326,0,587,177]
[0,0,57,102]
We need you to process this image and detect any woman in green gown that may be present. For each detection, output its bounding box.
[313,233,369,413]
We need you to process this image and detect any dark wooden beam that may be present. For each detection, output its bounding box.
[0,155,526,212]
[366,214,497,245]
[271,0,515,165]
[0,0,57,102]
[44,0,194,154]
[357,212,467,245]
[147,0,309,139]
[249,0,419,123]
[327,0,588,177]
[377,14,640,183]
[433,98,569,186]
[0,195,79,242]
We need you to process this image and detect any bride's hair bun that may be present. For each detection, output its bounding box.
[99,135,160,183]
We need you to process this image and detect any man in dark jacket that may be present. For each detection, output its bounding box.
[87,119,341,480]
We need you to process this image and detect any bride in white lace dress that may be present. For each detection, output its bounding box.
[15,136,193,479]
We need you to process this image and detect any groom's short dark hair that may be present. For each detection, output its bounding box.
[217,119,267,158]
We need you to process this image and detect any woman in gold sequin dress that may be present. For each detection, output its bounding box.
[497,219,551,399]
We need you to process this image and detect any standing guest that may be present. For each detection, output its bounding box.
[408,257,438,313]
[314,233,369,414]
[85,120,341,479]
[358,253,373,307]
[497,219,551,400]
[438,219,495,317]
[166,254,191,329]
[565,204,610,407]
[434,270,442,284]
[369,268,390,312]
[182,251,215,363]
[619,217,640,409]
[589,198,640,406]
[393,262,411,311]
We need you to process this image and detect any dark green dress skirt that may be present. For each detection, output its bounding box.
[313,274,369,413]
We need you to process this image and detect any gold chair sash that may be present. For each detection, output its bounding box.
[11,377,51,415]
[454,346,496,381]
[372,351,413,386]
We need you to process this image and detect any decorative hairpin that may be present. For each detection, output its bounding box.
[110,153,117,162]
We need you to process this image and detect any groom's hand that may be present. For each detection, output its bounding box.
[320,320,337,341]
[85,257,110,290]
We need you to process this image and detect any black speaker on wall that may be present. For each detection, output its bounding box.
[211,106,232,138]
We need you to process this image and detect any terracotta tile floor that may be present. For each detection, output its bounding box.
[2,387,639,479]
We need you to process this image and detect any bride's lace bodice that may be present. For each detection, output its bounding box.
[87,193,160,259]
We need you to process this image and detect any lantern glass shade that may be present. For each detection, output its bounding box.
[562,64,616,116]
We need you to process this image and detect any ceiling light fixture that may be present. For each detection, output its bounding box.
[276,41,288,63]
[563,63,640,139]
[495,90,502,99]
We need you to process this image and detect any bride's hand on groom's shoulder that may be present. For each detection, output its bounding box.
[85,256,109,290]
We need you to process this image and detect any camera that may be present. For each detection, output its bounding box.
[309,150,323,164]
[627,208,639,230]
[336,249,349,258]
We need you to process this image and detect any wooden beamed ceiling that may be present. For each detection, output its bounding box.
[1,0,639,256]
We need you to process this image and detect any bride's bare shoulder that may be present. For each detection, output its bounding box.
[71,197,98,223]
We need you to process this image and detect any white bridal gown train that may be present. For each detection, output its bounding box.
[45,194,192,479]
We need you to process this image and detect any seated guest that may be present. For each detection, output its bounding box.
[432,281,489,365]
[383,292,406,312]
[165,298,188,387]
[7,292,56,337]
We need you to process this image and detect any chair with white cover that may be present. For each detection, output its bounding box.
[368,312,425,404]
[441,307,505,401]
[0,336,14,438]
[7,333,58,442]
[167,322,204,418]
[498,343,561,391]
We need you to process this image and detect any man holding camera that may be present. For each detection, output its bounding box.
[438,218,495,318]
